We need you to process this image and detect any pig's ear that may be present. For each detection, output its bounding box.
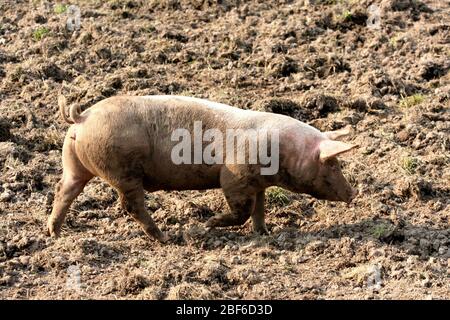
[324,125,352,140]
[319,140,357,162]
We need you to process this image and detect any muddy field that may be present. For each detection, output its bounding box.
[0,0,449,299]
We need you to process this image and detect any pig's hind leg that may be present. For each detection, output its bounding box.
[117,182,167,243]
[47,137,93,237]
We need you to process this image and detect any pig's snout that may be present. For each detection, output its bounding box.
[346,188,358,204]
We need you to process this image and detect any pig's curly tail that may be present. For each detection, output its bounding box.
[58,94,83,124]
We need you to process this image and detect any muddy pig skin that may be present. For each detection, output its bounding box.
[48,95,358,242]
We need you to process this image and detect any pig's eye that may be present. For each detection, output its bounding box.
[327,159,340,169]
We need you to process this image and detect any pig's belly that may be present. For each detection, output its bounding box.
[143,163,222,192]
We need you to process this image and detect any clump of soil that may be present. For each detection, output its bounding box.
[166,283,215,300]
[269,56,299,78]
[0,118,11,142]
[116,271,150,296]
[254,93,339,122]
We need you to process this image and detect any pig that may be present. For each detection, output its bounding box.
[48,95,358,243]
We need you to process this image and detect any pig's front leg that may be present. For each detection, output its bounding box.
[118,184,168,243]
[206,189,256,228]
[206,165,257,229]
[251,190,269,235]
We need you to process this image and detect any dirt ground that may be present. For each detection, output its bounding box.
[0,0,449,300]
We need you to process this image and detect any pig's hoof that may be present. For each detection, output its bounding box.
[46,220,61,238]
[253,226,269,235]
[46,226,60,238]
[205,217,219,228]
[155,232,169,244]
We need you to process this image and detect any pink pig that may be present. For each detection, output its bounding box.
[48,95,358,242]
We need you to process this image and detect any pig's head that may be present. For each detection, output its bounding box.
[281,126,358,204]
[308,138,358,203]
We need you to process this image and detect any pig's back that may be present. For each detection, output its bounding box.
[86,95,302,132]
